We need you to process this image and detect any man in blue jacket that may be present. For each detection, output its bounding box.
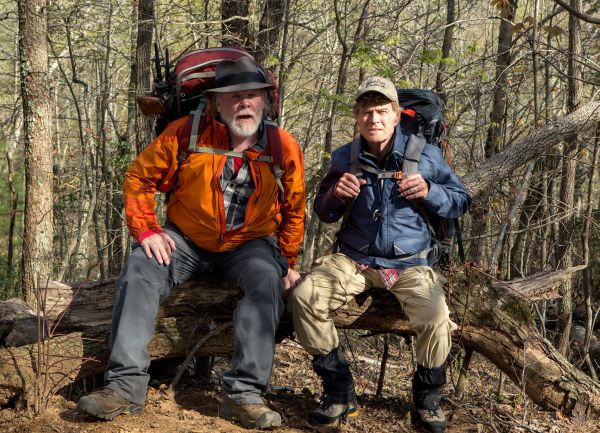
[288,76,470,433]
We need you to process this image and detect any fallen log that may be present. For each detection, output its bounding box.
[4,92,599,413]
[0,265,598,418]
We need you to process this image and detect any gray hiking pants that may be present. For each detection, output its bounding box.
[104,224,287,405]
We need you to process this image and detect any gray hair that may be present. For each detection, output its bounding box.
[206,90,275,119]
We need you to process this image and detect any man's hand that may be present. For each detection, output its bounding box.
[140,232,176,266]
[334,173,367,199]
[398,174,429,200]
[282,268,302,300]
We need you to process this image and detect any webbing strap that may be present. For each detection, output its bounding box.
[359,164,403,180]
[402,132,438,246]
[349,137,362,177]
[188,99,208,151]
[179,71,215,84]
[188,146,274,162]
[264,120,285,197]
[402,133,426,175]
[402,249,429,260]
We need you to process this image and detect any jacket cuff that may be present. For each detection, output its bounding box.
[317,186,347,221]
[420,182,443,211]
[137,228,164,244]
[287,256,297,269]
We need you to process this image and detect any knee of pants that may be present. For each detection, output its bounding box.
[117,249,171,300]
[289,279,330,321]
[238,259,283,298]
[414,308,453,330]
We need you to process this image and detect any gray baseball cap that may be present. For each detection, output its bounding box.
[355,76,398,103]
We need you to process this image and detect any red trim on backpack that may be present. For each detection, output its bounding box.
[402,108,417,118]
[265,125,284,167]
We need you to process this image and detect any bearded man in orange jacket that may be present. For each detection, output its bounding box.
[77,57,305,430]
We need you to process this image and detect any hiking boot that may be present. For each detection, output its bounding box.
[416,407,447,433]
[220,396,282,429]
[307,397,359,431]
[76,387,143,421]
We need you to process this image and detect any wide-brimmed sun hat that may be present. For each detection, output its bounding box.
[204,57,274,94]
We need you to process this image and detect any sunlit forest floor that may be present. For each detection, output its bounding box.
[0,336,596,433]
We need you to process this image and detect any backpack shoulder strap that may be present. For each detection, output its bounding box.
[264,120,285,199]
[349,136,362,177]
[402,132,427,175]
[174,98,208,166]
[351,136,403,180]
[187,98,208,155]
[402,132,440,264]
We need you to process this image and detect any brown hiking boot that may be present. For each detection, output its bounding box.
[220,396,282,429]
[307,397,359,431]
[76,387,143,421]
[416,408,447,432]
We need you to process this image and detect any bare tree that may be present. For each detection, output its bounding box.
[254,0,286,66]
[555,0,583,355]
[17,0,54,304]
[434,0,456,105]
[221,0,250,47]
[126,0,154,154]
[471,0,518,266]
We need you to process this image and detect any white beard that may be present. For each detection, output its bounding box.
[221,111,261,138]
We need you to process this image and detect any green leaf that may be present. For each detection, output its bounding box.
[420,48,442,65]
[440,56,456,66]
[265,55,280,68]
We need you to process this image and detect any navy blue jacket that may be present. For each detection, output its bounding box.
[315,126,471,268]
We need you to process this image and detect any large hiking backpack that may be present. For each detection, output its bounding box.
[349,88,464,267]
[136,46,285,196]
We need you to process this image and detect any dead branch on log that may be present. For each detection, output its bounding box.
[166,321,233,395]
[490,265,587,300]
[463,101,600,202]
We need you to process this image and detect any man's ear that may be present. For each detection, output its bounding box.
[214,94,222,112]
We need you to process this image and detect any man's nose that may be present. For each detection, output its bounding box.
[239,97,251,107]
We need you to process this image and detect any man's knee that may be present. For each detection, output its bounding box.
[117,248,171,299]
[122,247,162,274]
[242,257,283,287]
[288,278,315,310]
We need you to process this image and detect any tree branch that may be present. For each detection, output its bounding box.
[552,0,600,24]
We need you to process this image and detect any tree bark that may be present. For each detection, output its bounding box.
[127,0,154,155]
[471,0,517,266]
[434,0,455,106]
[463,101,600,204]
[555,0,582,355]
[17,0,54,305]
[254,0,285,66]
[220,0,250,48]
[485,0,517,158]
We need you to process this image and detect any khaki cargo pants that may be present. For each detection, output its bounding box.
[288,253,456,369]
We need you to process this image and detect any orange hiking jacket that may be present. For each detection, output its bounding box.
[123,116,306,267]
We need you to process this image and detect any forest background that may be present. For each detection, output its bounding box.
[1,0,600,428]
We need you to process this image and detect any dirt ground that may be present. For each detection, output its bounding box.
[0,336,597,433]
